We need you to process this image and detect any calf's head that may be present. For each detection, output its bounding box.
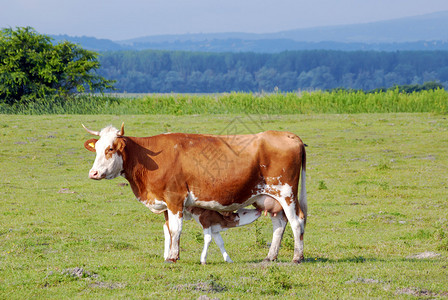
[235,208,262,226]
[83,123,125,180]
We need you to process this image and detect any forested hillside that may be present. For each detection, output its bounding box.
[97,50,448,93]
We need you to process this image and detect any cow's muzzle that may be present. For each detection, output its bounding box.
[89,170,105,180]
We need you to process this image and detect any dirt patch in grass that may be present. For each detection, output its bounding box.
[407,251,441,259]
[174,281,226,293]
[197,296,219,300]
[58,188,76,194]
[396,287,448,297]
[345,277,382,284]
[62,267,126,289]
[62,267,98,279]
[90,282,126,289]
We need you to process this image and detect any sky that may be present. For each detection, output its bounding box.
[1,0,448,41]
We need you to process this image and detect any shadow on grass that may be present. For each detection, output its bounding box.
[245,256,368,264]
[245,255,444,265]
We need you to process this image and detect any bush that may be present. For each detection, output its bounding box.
[0,27,114,105]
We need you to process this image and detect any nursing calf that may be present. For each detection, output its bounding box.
[180,207,260,264]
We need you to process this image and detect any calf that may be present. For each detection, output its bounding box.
[178,208,261,264]
[165,200,282,264]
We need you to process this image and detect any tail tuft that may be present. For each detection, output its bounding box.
[299,144,307,223]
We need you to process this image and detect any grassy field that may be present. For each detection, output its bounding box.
[1,113,447,298]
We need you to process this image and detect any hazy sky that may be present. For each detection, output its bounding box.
[1,0,448,40]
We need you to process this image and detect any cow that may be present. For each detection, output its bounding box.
[182,207,261,264]
[83,123,307,263]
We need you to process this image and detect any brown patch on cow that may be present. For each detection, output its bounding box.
[104,147,114,159]
[164,211,170,232]
[166,202,185,217]
[102,138,127,160]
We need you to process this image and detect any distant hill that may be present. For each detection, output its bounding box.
[264,10,448,43]
[120,11,448,45]
[51,11,448,52]
[50,34,125,51]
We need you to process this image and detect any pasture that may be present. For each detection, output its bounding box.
[0,113,447,298]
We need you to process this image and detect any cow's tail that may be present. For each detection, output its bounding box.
[299,143,307,225]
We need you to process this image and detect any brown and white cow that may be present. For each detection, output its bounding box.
[83,123,307,263]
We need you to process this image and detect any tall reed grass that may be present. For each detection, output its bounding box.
[1,88,447,115]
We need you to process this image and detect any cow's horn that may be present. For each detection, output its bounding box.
[118,122,124,136]
[82,124,100,136]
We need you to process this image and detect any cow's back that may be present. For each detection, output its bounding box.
[124,131,304,210]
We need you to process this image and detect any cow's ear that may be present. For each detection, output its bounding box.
[115,137,126,153]
[84,139,98,152]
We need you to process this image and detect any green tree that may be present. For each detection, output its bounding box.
[0,27,114,105]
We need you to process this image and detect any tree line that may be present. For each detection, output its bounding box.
[97,50,448,93]
[2,27,448,105]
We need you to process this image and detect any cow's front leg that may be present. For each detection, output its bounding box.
[163,212,171,260]
[166,208,183,262]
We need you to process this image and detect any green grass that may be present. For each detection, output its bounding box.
[1,88,447,115]
[1,113,447,298]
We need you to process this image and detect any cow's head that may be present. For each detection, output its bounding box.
[83,123,126,180]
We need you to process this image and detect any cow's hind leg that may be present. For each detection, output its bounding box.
[265,210,287,262]
[282,201,305,263]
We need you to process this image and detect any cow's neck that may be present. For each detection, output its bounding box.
[120,136,158,201]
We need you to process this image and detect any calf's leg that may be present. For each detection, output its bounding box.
[200,228,213,264]
[212,232,233,263]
